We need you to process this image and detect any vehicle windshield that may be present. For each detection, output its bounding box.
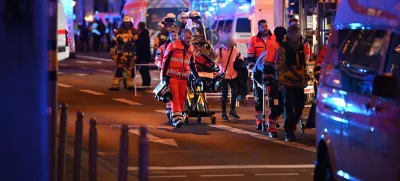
[236,18,251,33]
[146,8,189,30]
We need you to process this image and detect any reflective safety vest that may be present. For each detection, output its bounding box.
[155,42,169,68]
[162,40,194,79]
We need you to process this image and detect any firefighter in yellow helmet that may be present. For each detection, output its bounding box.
[158,13,177,48]
[109,15,139,91]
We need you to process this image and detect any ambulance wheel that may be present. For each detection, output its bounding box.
[197,115,202,124]
[211,116,216,125]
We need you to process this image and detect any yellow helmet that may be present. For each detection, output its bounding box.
[122,15,133,23]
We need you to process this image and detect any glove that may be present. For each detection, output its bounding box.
[161,76,169,84]
[279,85,286,93]
[248,62,255,69]
[195,79,203,86]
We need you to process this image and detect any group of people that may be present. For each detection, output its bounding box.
[109,10,315,142]
[76,17,117,53]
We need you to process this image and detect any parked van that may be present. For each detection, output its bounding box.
[57,0,70,61]
[314,0,400,180]
[212,0,275,59]
[122,0,190,51]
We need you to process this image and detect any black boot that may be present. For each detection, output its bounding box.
[222,112,229,121]
[229,110,240,119]
[127,86,135,91]
[256,123,262,130]
[284,131,295,142]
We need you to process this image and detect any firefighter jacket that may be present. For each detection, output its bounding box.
[111,27,139,64]
[161,39,198,80]
[248,32,277,64]
[276,39,308,88]
[158,24,178,48]
[314,45,326,80]
[154,41,171,68]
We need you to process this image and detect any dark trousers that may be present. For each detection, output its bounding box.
[80,39,90,52]
[93,35,101,52]
[283,86,305,132]
[221,78,238,112]
[105,33,111,51]
[139,66,151,86]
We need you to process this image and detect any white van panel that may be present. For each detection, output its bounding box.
[57,1,70,61]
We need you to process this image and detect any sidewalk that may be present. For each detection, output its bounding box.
[63,140,138,181]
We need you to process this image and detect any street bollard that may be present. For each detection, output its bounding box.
[138,126,149,181]
[57,103,68,181]
[118,125,129,181]
[73,111,84,181]
[89,118,98,181]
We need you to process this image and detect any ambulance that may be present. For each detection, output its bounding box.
[122,0,190,51]
[212,0,275,59]
[57,0,70,61]
[314,0,400,180]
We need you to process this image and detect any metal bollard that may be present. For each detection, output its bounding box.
[57,103,68,181]
[89,118,98,181]
[118,125,129,181]
[138,126,149,181]
[73,111,84,181]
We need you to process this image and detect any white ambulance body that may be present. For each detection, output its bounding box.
[57,0,70,61]
[213,0,275,59]
[122,0,190,50]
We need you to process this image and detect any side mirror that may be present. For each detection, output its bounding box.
[373,74,399,97]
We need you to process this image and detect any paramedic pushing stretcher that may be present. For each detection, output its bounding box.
[161,29,199,128]
[249,20,282,138]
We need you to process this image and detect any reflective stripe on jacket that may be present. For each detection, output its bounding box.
[162,40,194,79]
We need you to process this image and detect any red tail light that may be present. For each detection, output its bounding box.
[65,29,69,46]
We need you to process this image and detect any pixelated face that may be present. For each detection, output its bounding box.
[290,20,299,26]
[258,23,269,36]
[123,22,131,29]
[287,30,301,42]
[182,31,192,45]
[181,17,188,24]
[169,32,178,41]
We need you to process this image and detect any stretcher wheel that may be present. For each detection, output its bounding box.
[261,121,267,132]
[197,115,202,124]
[276,123,280,128]
[211,116,216,125]
[300,123,305,134]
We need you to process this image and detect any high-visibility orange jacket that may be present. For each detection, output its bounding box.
[154,41,170,68]
[247,33,276,64]
[161,39,197,80]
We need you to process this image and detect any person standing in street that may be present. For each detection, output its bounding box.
[276,25,308,142]
[216,36,243,120]
[161,29,199,128]
[136,22,152,88]
[288,18,311,62]
[155,30,178,122]
[108,15,139,91]
[80,21,90,52]
[92,19,101,52]
[105,18,113,51]
[248,19,278,131]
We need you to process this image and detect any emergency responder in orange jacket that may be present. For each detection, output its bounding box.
[249,19,282,136]
[109,15,138,91]
[161,29,199,128]
[154,30,178,122]
[247,19,275,69]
